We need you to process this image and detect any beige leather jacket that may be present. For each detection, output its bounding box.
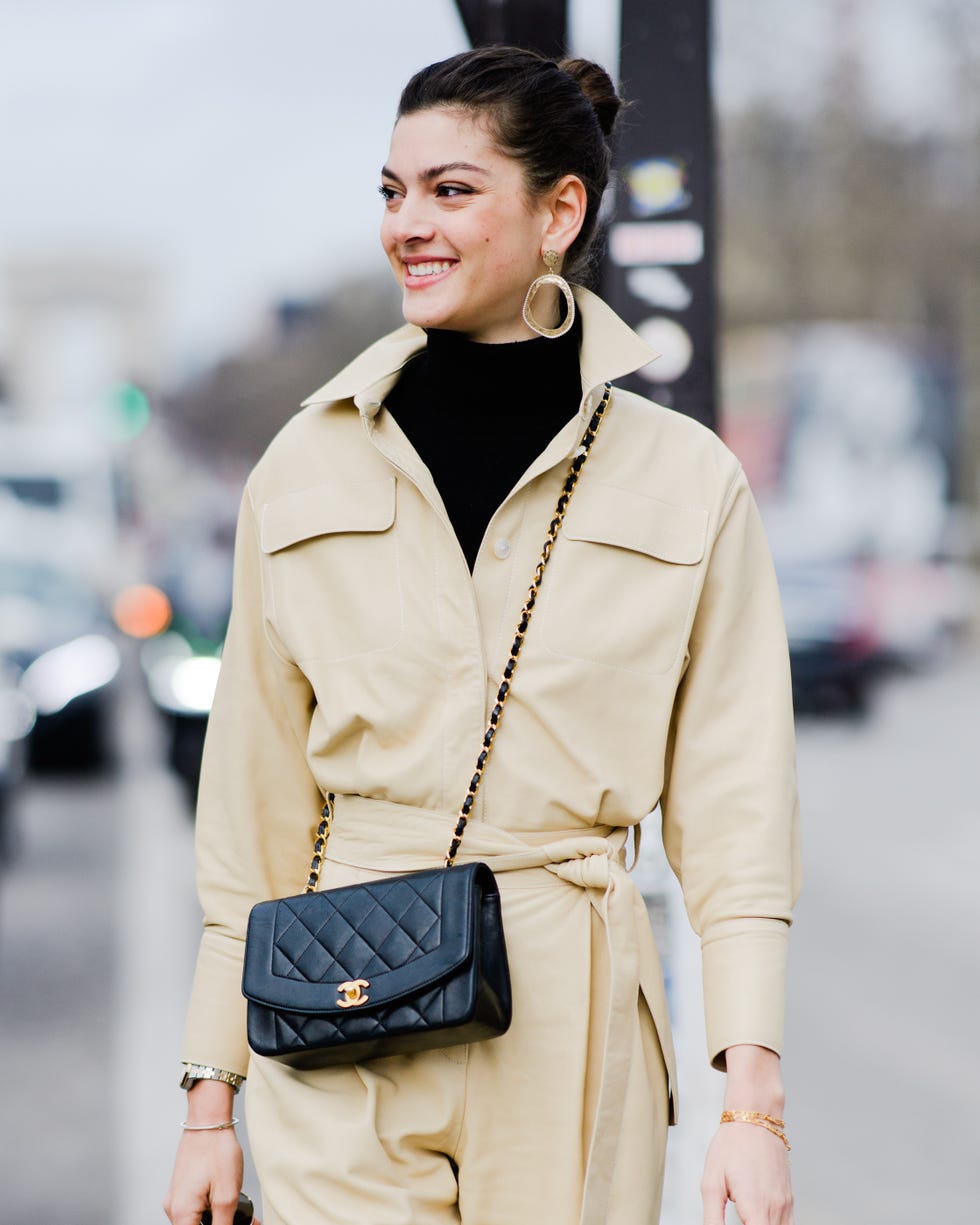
[181,287,801,1090]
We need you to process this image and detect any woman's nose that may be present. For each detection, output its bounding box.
[388,193,437,245]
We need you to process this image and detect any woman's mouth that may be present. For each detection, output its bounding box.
[403,259,456,288]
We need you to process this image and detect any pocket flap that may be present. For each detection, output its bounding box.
[561,482,708,565]
[260,478,395,553]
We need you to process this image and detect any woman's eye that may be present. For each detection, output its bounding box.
[436,184,472,198]
[378,185,399,203]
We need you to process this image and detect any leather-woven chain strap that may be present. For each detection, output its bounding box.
[305,381,613,891]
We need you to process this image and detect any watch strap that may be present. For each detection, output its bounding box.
[180,1062,245,1092]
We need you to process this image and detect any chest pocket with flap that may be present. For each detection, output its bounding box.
[259,478,401,662]
[540,482,708,676]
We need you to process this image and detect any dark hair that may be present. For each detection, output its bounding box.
[397,46,623,280]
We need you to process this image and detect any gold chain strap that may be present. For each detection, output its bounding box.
[305,381,613,890]
[306,795,334,893]
[443,381,612,866]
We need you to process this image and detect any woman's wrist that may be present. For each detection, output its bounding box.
[184,1078,236,1127]
[722,1043,786,1115]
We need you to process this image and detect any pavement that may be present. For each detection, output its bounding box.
[782,644,980,1225]
[1,642,978,1224]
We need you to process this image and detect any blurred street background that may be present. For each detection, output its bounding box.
[1,2,978,1223]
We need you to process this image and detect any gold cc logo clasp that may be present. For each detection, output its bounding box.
[336,978,370,1008]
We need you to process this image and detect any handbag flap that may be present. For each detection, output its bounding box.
[243,864,489,1014]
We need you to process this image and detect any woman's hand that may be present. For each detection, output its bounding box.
[163,1081,257,1225]
[701,1044,795,1224]
[701,1117,794,1224]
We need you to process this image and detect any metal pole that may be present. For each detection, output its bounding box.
[600,0,718,430]
[453,0,717,431]
[454,0,567,56]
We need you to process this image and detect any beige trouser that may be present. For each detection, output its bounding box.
[245,800,672,1225]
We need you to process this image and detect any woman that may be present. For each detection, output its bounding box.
[166,46,800,1225]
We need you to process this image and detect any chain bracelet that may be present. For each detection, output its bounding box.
[303,382,613,886]
[446,382,613,867]
[720,1110,792,1151]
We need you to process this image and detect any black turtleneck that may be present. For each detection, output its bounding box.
[384,315,583,570]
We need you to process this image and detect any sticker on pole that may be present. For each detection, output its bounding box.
[627,267,693,311]
[635,318,694,383]
[626,157,691,217]
[609,221,704,267]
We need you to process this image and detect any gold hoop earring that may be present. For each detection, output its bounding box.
[522,249,575,339]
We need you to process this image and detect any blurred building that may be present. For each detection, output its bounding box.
[2,255,160,427]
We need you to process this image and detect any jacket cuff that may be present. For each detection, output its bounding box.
[180,929,251,1078]
[701,917,790,1071]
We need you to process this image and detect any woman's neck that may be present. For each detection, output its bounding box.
[383,312,584,569]
[419,315,583,416]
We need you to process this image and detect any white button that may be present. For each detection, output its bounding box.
[493,538,511,560]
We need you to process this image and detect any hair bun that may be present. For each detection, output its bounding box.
[558,57,622,137]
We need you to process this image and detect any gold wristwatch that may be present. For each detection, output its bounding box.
[180,1062,245,1093]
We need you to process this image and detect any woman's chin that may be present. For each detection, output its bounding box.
[401,297,464,334]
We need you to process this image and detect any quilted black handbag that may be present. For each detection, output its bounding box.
[241,384,612,1065]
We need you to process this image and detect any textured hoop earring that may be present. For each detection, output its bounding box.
[522,249,575,339]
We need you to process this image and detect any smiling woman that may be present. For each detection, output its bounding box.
[379,111,579,342]
[165,44,800,1225]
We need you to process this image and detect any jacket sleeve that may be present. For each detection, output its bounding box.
[180,484,324,1075]
[660,465,802,1070]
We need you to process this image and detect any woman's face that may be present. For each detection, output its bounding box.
[380,109,553,343]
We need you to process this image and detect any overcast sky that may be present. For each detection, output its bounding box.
[1,0,974,388]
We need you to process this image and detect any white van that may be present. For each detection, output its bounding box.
[0,423,119,588]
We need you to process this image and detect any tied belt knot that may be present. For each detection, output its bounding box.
[322,795,676,1225]
[544,841,620,890]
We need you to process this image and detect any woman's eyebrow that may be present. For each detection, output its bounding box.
[380,161,490,184]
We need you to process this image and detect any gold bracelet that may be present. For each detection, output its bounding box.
[180,1117,239,1131]
[722,1109,785,1128]
[720,1109,791,1151]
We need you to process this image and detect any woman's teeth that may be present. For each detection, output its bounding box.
[407,261,453,276]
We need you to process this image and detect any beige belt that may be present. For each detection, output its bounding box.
[325,795,677,1225]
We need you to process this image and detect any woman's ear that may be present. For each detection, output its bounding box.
[541,175,588,265]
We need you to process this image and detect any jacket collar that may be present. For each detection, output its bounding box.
[299,286,658,417]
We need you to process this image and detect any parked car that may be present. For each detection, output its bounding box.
[0,555,121,771]
[141,629,221,799]
[126,530,233,800]
[774,555,883,715]
[0,660,35,859]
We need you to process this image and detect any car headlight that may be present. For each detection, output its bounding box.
[148,654,220,715]
[20,635,121,715]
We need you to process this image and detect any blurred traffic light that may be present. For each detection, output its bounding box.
[106,380,152,440]
[113,583,173,638]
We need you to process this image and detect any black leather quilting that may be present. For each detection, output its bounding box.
[243,862,512,1063]
[272,873,445,982]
